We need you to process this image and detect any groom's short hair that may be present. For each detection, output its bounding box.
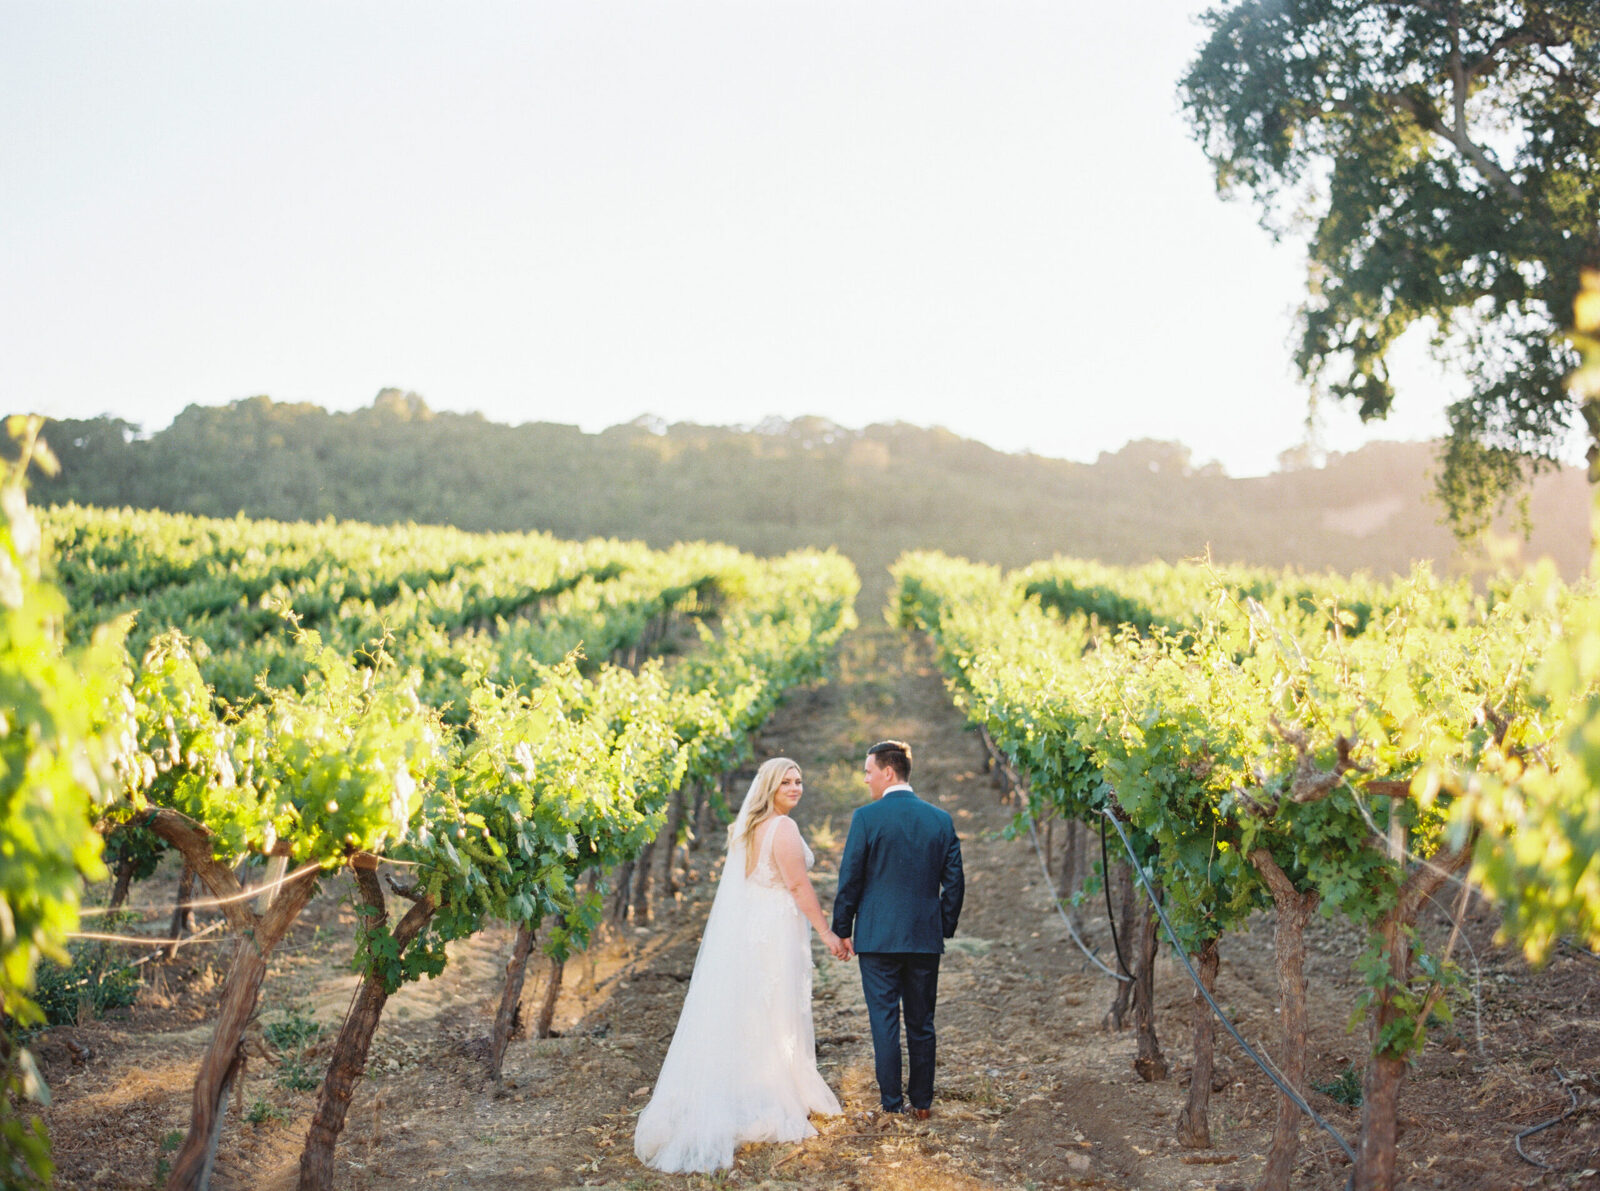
[868,739,912,782]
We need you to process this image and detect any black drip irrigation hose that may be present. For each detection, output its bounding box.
[1099,815,1134,980]
[1514,1068,1584,1169]
[1020,802,1130,982]
[1099,807,1360,1173]
[1559,938,1600,966]
[978,730,1128,982]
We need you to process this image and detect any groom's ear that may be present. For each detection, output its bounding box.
[868,740,912,782]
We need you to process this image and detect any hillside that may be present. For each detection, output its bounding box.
[18,391,1590,605]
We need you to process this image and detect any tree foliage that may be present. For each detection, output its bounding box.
[14,394,1597,604]
[1461,268,1600,958]
[0,419,133,1188]
[1182,1,1600,532]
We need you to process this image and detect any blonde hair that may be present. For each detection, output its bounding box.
[737,757,801,875]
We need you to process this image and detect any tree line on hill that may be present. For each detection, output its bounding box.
[12,390,1589,606]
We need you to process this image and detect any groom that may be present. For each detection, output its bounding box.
[831,739,965,1118]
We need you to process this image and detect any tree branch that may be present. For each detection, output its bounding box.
[1248,846,1299,904]
[1450,6,1467,144]
[257,862,323,941]
[1369,88,1525,201]
[1230,783,1277,819]
[1362,780,1414,799]
[352,867,388,929]
[391,895,438,950]
[141,807,254,934]
[1466,30,1548,80]
[1397,835,1476,922]
[1273,719,1369,804]
[384,872,427,902]
[1448,115,1525,202]
[1409,874,1475,1052]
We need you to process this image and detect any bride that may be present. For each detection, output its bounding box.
[634,757,847,1172]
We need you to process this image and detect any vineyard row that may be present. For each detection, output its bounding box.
[2,460,858,1191]
[892,549,1600,1191]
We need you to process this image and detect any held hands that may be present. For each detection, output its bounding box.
[821,929,853,962]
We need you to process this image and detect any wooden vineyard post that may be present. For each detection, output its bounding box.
[166,863,198,956]
[689,780,709,853]
[1176,938,1221,1147]
[1352,839,1472,1191]
[609,860,635,924]
[1055,820,1083,924]
[108,854,137,910]
[632,838,656,924]
[534,957,565,1039]
[1131,890,1168,1082]
[1248,848,1319,1191]
[1104,861,1136,1030]
[533,871,593,1040]
[663,783,688,897]
[489,922,538,1083]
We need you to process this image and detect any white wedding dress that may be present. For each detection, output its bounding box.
[633,808,841,1172]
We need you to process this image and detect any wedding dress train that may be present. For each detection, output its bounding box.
[633,811,840,1172]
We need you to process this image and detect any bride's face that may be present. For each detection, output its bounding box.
[774,767,803,815]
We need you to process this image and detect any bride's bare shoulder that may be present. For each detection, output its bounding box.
[754,815,799,848]
[764,815,804,853]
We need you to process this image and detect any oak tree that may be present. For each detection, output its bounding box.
[1182,1,1600,532]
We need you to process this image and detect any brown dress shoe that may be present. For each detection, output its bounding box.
[911,1108,931,1120]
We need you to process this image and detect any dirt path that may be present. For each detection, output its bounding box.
[36,626,1600,1190]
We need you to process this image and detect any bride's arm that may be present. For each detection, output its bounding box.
[772,819,845,956]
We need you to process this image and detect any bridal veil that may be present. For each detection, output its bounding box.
[633,773,839,1172]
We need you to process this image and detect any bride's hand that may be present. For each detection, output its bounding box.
[821,929,848,961]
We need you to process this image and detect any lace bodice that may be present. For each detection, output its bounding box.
[749,817,814,890]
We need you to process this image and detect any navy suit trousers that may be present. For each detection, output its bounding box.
[857,952,940,1112]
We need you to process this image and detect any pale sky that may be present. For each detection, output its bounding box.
[3,0,1469,476]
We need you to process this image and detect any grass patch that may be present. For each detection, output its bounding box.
[153,1129,183,1185]
[246,1098,290,1125]
[264,1004,323,1092]
[1312,1065,1363,1107]
[33,934,143,1027]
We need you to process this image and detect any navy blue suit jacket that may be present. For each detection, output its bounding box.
[831,788,964,954]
